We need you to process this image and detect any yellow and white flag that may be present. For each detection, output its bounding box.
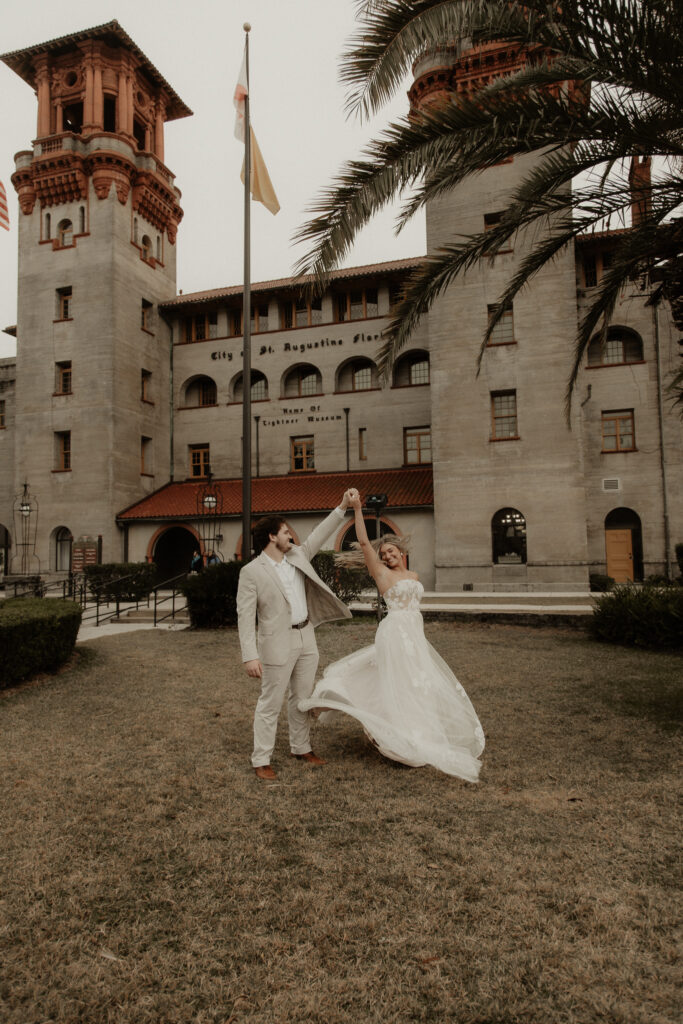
[233,52,280,216]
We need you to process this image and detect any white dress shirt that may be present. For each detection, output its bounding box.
[264,552,308,625]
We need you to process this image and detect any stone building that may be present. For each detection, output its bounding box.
[1,23,680,590]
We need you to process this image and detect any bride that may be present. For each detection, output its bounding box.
[299,490,485,781]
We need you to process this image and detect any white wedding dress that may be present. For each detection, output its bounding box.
[300,579,485,781]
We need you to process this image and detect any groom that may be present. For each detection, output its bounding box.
[236,491,354,781]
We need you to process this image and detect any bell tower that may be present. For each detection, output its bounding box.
[1,22,191,570]
[409,39,590,591]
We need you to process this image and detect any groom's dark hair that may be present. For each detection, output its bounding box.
[252,515,287,553]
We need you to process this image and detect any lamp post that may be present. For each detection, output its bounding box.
[12,481,39,576]
[364,493,387,622]
[196,471,223,567]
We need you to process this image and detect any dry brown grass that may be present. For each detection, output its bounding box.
[0,621,680,1024]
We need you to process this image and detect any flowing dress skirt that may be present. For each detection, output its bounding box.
[300,603,484,781]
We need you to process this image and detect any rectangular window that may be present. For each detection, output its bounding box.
[335,287,379,322]
[0,400,5,428]
[583,254,598,288]
[56,286,72,321]
[55,361,72,395]
[491,390,519,440]
[250,303,269,334]
[141,299,153,331]
[487,303,515,345]
[404,426,432,465]
[141,369,153,403]
[484,211,512,252]
[280,297,323,329]
[388,283,404,310]
[290,435,315,472]
[189,444,211,478]
[229,309,242,336]
[184,312,218,343]
[601,410,636,452]
[141,436,153,475]
[55,430,71,471]
[358,427,367,461]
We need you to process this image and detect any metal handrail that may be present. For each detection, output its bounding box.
[152,572,188,626]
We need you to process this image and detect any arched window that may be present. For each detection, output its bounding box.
[156,235,162,261]
[57,219,73,247]
[283,364,322,397]
[232,371,268,402]
[336,357,379,393]
[79,206,85,234]
[393,350,430,387]
[133,218,139,244]
[182,376,218,407]
[53,526,73,572]
[141,235,153,262]
[491,508,527,564]
[587,328,643,367]
[45,212,51,239]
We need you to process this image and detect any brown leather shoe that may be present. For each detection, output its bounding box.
[254,765,277,781]
[291,751,327,766]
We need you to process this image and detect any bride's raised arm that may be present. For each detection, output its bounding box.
[349,493,389,587]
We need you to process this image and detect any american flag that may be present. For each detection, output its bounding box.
[0,180,9,231]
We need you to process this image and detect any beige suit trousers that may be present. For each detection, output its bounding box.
[252,622,318,767]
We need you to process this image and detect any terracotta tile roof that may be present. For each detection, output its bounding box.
[159,257,427,309]
[1,21,192,121]
[117,467,433,521]
[575,228,627,245]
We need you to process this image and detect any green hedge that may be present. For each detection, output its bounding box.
[85,563,158,602]
[590,584,683,649]
[180,561,242,628]
[311,551,368,605]
[0,598,82,687]
[180,551,366,630]
[589,573,615,593]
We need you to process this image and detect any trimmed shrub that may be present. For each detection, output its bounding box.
[85,563,158,602]
[590,584,683,649]
[589,573,615,593]
[0,598,82,687]
[181,561,242,629]
[311,550,368,605]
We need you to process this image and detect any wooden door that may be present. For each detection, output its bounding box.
[605,529,634,583]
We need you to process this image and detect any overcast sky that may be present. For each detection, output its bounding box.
[0,0,426,357]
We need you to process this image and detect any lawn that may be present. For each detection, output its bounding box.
[0,621,680,1024]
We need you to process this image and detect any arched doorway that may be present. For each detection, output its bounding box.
[605,508,643,582]
[153,526,198,582]
[340,518,396,550]
[51,526,73,571]
[491,508,527,564]
[0,524,10,576]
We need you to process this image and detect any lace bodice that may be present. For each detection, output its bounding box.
[382,578,424,611]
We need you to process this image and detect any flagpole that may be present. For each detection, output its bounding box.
[241,23,252,561]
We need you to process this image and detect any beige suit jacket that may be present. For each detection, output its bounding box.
[236,508,352,666]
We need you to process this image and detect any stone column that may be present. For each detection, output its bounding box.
[83,63,95,131]
[154,100,165,162]
[117,71,128,134]
[93,63,104,128]
[35,57,51,138]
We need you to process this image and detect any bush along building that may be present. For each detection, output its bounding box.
[0,23,680,591]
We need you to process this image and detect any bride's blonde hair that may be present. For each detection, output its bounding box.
[334,533,411,569]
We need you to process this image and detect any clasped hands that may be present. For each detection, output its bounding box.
[342,487,362,510]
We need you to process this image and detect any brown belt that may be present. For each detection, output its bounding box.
[291,618,309,630]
